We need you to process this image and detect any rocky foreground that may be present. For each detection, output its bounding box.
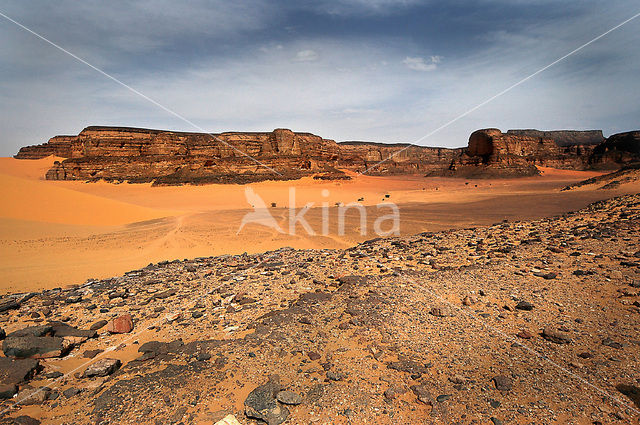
[1,195,640,424]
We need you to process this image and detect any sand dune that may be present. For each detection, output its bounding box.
[1,157,638,294]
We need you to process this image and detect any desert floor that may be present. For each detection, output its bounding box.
[1,156,639,294]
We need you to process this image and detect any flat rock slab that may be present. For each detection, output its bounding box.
[82,358,121,378]
[2,336,66,359]
[7,326,52,339]
[47,321,97,339]
[0,357,39,385]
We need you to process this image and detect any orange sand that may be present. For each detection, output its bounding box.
[1,157,638,294]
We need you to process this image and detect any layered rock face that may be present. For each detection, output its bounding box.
[13,126,638,183]
[35,127,342,185]
[588,131,640,169]
[505,129,604,147]
[431,128,602,178]
[14,135,75,159]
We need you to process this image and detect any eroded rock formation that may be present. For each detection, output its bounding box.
[13,126,639,183]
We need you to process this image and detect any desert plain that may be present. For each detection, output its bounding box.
[1,156,638,294]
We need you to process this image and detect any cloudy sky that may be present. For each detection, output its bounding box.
[0,1,638,155]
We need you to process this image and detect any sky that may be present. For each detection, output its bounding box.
[0,1,639,155]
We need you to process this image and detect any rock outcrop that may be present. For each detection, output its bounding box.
[505,129,604,147]
[435,128,601,177]
[13,126,639,183]
[588,131,640,169]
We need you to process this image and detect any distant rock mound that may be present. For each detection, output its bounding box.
[431,128,601,178]
[14,126,640,183]
[588,131,640,170]
[562,163,640,191]
[505,129,604,147]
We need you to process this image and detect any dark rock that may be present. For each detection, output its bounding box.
[48,322,96,339]
[83,349,103,359]
[493,375,513,392]
[616,384,640,408]
[0,416,41,425]
[0,299,20,313]
[89,320,108,331]
[602,337,623,349]
[0,357,39,385]
[7,326,52,338]
[244,376,289,425]
[0,383,17,399]
[62,387,81,398]
[2,336,67,358]
[515,301,534,311]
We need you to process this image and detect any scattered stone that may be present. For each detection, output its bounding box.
[105,314,134,334]
[516,330,534,339]
[0,384,17,399]
[276,390,302,405]
[89,320,108,331]
[515,300,534,311]
[244,376,289,425]
[62,388,81,398]
[542,327,572,344]
[0,357,39,386]
[430,305,454,317]
[0,299,20,313]
[82,358,121,378]
[616,384,640,408]
[493,375,513,392]
[410,384,434,405]
[2,336,67,359]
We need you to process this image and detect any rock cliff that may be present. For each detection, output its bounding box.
[13,126,639,183]
[588,131,640,169]
[505,129,604,147]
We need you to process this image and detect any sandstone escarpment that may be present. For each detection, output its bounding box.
[432,128,601,178]
[505,129,604,147]
[14,126,640,183]
[588,131,640,169]
[14,135,75,159]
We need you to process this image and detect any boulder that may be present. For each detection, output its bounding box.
[2,336,67,359]
[244,376,289,425]
[82,358,121,378]
[105,314,134,334]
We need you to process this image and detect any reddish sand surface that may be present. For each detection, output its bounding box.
[1,157,638,294]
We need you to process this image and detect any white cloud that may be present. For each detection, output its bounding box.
[402,56,439,71]
[294,50,319,62]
